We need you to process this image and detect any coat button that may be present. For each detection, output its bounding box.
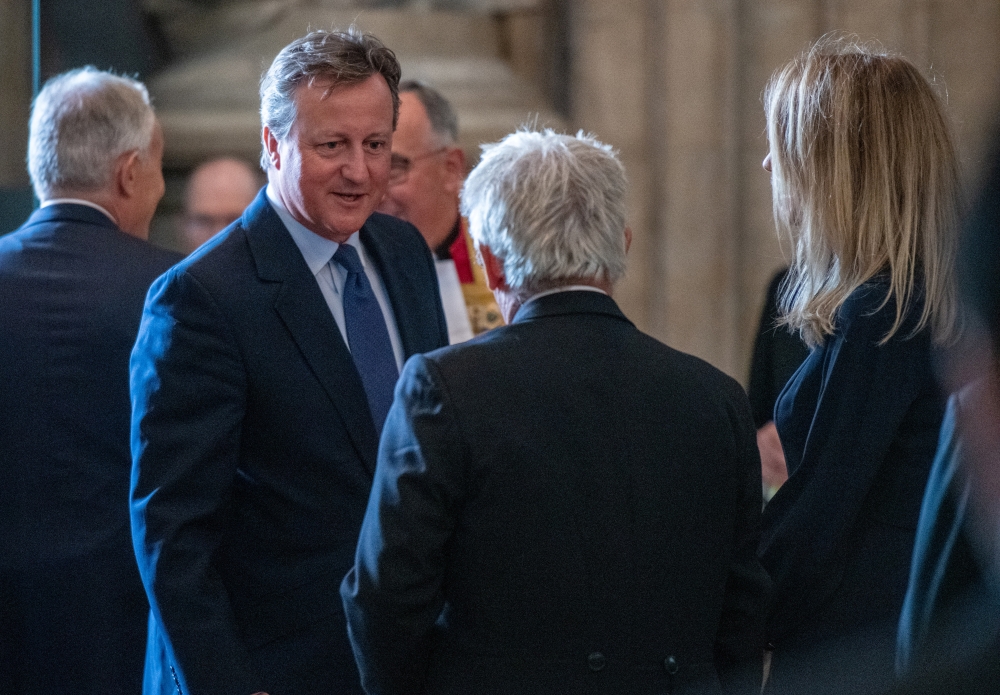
[664,655,679,675]
[587,652,606,672]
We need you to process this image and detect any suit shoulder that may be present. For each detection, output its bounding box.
[0,226,31,256]
[636,330,750,403]
[364,212,427,249]
[171,224,253,284]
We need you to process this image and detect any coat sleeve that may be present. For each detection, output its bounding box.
[130,268,262,695]
[341,354,465,695]
[715,384,772,695]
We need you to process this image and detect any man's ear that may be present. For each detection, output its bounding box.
[443,146,466,195]
[263,126,281,170]
[624,226,633,254]
[115,149,142,199]
[477,242,506,291]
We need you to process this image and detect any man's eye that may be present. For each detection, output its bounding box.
[322,141,341,150]
[367,141,386,151]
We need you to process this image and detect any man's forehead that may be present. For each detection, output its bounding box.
[394,93,434,149]
[297,73,388,101]
[290,76,394,133]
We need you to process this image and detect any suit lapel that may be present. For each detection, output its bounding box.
[242,192,379,475]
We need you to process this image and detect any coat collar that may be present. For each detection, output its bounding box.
[512,289,632,326]
[24,201,120,232]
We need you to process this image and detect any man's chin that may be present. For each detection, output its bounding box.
[315,212,374,243]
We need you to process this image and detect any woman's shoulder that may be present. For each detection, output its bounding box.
[837,276,927,341]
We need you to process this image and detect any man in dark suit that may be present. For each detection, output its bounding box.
[129,28,448,695]
[0,68,181,694]
[341,129,770,695]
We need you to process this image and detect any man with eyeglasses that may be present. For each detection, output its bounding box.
[378,80,502,342]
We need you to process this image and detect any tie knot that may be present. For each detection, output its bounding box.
[333,243,364,275]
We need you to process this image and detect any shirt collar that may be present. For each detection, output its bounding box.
[266,183,360,275]
[525,285,608,304]
[41,198,118,225]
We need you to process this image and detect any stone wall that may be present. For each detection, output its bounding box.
[0,0,31,189]
[570,0,1000,382]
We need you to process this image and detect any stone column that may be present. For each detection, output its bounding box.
[0,0,34,234]
[570,0,654,330]
[0,0,31,188]
[736,0,823,376]
[648,0,743,376]
[926,0,1000,181]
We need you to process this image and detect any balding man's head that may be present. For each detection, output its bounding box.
[182,157,261,253]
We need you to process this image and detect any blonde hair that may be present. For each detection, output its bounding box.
[766,37,961,347]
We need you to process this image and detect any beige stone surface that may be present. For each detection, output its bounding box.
[0,0,31,187]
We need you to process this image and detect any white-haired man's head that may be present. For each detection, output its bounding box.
[28,67,157,200]
[460,129,629,306]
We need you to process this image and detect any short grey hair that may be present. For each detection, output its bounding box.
[28,67,155,200]
[400,80,458,145]
[260,27,401,169]
[461,129,628,294]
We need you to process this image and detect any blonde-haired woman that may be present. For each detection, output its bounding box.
[758,38,960,694]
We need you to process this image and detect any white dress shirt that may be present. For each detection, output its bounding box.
[266,185,405,371]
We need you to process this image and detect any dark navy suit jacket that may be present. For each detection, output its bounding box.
[0,203,181,694]
[342,290,770,695]
[130,191,448,695]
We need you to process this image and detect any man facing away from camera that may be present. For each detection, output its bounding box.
[0,67,181,695]
[130,28,447,695]
[342,129,771,695]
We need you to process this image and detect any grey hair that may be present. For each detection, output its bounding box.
[260,27,401,169]
[400,80,458,145]
[28,67,155,200]
[460,129,628,294]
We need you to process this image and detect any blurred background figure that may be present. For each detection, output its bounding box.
[379,80,502,342]
[890,130,1000,695]
[747,267,810,499]
[757,37,961,695]
[0,67,181,695]
[180,157,261,253]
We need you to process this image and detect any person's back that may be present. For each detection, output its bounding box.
[0,215,177,551]
[414,292,765,694]
[0,68,180,695]
[342,129,768,695]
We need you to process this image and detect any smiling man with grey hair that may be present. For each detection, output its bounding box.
[0,67,181,695]
[342,128,771,695]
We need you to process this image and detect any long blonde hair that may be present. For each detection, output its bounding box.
[766,37,961,347]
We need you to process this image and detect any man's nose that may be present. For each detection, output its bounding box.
[341,144,369,183]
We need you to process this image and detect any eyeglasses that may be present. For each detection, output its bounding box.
[388,146,448,184]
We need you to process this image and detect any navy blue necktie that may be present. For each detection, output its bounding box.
[333,243,398,434]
